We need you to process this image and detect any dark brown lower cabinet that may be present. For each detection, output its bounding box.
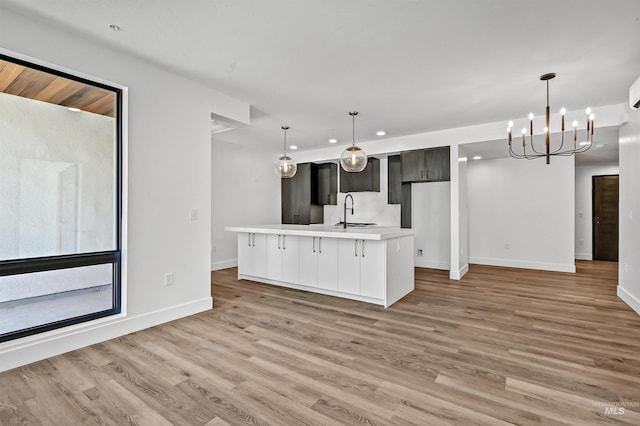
[401,183,412,228]
[388,155,402,204]
[282,163,321,224]
[315,163,338,205]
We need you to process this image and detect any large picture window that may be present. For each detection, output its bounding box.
[0,54,122,342]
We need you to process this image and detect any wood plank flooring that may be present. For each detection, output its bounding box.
[2,261,640,425]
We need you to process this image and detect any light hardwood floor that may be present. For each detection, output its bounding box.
[2,261,640,425]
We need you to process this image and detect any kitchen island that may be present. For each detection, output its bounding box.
[224,225,415,307]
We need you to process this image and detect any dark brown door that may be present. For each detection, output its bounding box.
[593,175,619,261]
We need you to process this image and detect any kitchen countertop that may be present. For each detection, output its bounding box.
[224,224,415,241]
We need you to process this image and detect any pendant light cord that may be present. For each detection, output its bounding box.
[282,125,289,155]
[349,111,359,147]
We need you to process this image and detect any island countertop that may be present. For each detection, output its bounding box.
[224,224,414,241]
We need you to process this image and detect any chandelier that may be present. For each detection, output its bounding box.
[274,125,297,178]
[340,111,368,172]
[508,73,594,164]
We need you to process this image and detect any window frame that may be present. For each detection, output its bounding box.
[0,52,123,343]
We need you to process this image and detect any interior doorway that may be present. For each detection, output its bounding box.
[592,175,619,261]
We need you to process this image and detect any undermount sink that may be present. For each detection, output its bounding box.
[335,222,378,228]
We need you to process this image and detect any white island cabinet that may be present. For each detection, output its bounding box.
[226,225,415,308]
[299,236,339,290]
[265,234,299,283]
[237,232,267,277]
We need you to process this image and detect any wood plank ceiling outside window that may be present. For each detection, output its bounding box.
[0,59,115,117]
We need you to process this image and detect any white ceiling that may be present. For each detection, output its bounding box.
[2,0,639,157]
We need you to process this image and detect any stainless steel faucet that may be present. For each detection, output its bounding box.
[343,193,354,229]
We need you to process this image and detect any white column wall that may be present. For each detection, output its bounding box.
[618,106,640,315]
[455,146,469,278]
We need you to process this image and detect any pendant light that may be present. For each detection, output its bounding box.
[274,125,297,178]
[340,111,368,172]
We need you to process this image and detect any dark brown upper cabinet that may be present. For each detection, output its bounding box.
[281,163,323,225]
[339,157,380,193]
[387,155,402,204]
[401,146,450,183]
[314,162,337,205]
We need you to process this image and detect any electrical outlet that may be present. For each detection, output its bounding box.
[189,209,198,221]
[164,273,174,286]
[417,249,423,256]
[579,239,584,246]
[211,245,217,253]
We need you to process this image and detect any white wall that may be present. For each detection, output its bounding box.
[412,182,450,269]
[467,156,575,273]
[0,7,248,371]
[575,163,619,260]
[211,140,280,270]
[618,105,640,315]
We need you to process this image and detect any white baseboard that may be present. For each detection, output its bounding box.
[0,297,213,372]
[450,263,469,280]
[468,257,576,273]
[415,258,450,270]
[575,253,592,260]
[618,286,640,316]
[211,259,237,271]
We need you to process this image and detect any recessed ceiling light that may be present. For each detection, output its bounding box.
[376,130,386,136]
[329,138,337,144]
[68,107,81,112]
[472,156,482,160]
[289,145,298,150]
